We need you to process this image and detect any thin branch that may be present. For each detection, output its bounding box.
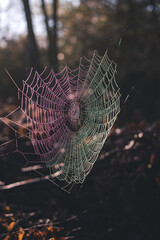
[0,171,62,190]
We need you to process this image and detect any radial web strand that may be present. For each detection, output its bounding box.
[0,50,121,191]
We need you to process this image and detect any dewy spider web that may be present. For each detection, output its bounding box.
[0,50,121,191]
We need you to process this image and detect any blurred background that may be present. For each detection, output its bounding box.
[0,1,160,239]
[0,0,160,122]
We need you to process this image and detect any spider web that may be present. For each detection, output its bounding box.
[0,50,121,192]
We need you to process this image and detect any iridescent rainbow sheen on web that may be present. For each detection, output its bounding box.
[1,50,121,185]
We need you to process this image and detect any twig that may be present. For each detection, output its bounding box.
[0,171,62,190]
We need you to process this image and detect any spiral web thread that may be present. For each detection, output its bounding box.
[0,50,121,191]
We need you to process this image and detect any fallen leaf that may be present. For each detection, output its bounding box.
[18,227,25,240]
[7,221,15,232]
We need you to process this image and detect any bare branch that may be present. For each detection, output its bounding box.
[0,171,62,190]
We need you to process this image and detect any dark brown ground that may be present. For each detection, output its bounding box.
[0,117,160,240]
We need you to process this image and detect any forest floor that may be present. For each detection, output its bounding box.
[0,110,160,240]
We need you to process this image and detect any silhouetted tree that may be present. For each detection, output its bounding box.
[52,0,58,72]
[41,0,58,72]
[22,0,41,68]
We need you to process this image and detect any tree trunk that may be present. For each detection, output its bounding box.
[52,0,58,72]
[41,0,58,72]
[41,0,54,68]
[22,0,41,68]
